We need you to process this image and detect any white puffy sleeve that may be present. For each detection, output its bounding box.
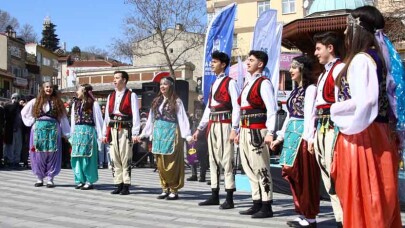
[139,109,154,138]
[93,101,104,139]
[176,99,192,141]
[59,113,71,138]
[331,53,379,135]
[70,102,76,134]
[21,99,36,127]
[302,85,317,142]
[261,80,277,134]
[276,111,290,142]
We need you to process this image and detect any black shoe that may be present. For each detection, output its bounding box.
[119,184,130,195]
[187,175,198,181]
[219,200,234,209]
[239,200,262,215]
[81,184,94,190]
[166,193,179,200]
[199,190,220,206]
[251,203,273,218]
[206,181,211,185]
[111,183,124,194]
[157,192,169,199]
[46,183,55,188]
[75,183,84,189]
[34,182,43,187]
[198,176,206,182]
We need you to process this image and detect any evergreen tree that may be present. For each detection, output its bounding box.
[41,22,60,51]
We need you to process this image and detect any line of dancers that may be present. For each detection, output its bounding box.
[20,6,402,228]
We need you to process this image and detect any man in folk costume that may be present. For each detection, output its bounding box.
[308,31,345,227]
[235,50,277,218]
[102,71,140,195]
[193,51,240,209]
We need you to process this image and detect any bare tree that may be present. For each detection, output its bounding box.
[0,10,19,32]
[18,24,38,43]
[81,46,109,60]
[114,0,206,76]
[109,37,135,64]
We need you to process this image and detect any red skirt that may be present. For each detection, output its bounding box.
[282,140,321,219]
[331,122,402,228]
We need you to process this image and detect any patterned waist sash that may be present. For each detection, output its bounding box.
[152,119,177,155]
[279,119,304,166]
[70,125,96,157]
[33,119,58,153]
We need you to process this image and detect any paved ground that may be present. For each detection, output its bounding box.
[0,167,404,228]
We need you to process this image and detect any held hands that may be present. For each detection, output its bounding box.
[102,137,108,144]
[192,130,200,142]
[270,139,282,151]
[308,142,315,154]
[264,134,273,147]
[234,133,240,145]
[229,129,237,142]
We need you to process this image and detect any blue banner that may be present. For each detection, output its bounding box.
[202,3,236,103]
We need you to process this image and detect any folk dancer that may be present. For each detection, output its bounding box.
[193,51,241,209]
[70,84,103,190]
[102,71,140,195]
[235,50,277,218]
[137,76,192,200]
[21,81,70,187]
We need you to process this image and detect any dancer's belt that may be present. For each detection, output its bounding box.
[209,110,232,123]
[240,109,266,129]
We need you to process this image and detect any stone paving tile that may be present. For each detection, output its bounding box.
[1,168,404,227]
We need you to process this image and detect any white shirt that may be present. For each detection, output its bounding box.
[331,53,379,135]
[198,73,241,130]
[21,98,70,137]
[315,59,345,107]
[240,73,277,133]
[140,97,192,141]
[102,88,141,137]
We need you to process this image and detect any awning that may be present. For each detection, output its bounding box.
[282,13,348,54]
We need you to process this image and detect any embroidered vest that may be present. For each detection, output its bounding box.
[287,86,305,119]
[108,89,132,117]
[74,100,95,125]
[154,98,177,123]
[318,60,342,107]
[209,76,232,111]
[238,76,268,110]
[38,100,58,119]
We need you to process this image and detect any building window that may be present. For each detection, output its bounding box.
[258,1,271,17]
[282,0,295,14]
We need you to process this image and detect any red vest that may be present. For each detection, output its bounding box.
[317,60,342,109]
[238,76,268,110]
[209,76,232,111]
[108,89,133,117]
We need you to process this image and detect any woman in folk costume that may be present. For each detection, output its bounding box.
[271,56,320,227]
[21,81,70,187]
[330,6,402,228]
[137,76,192,200]
[70,84,103,190]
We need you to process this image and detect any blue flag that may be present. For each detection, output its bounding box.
[252,9,282,102]
[202,3,236,103]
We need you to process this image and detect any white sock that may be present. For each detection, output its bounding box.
[36,179,43,183]
[168,193,176,197]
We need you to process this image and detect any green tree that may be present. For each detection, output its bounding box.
[41,22,60,51]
